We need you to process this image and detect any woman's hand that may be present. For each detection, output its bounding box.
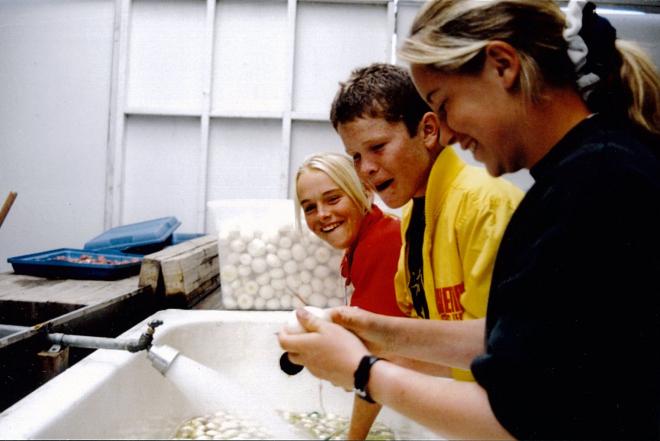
[277,307,370,390]
[327,306,396,356]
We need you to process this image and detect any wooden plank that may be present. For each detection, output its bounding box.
[0,273,138,306]
[137,257,161,293]
[138,236,212,291]
[138,235,219,305]
[160,239,218,295]
[0,192,17,229]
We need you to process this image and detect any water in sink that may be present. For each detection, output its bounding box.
[164,351,304,439]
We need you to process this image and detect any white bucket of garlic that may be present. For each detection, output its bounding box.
[208,199,347,311]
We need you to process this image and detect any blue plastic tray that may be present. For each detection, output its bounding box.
[7,248,143,280]
[172,232,206,245]
[84,217,181,255]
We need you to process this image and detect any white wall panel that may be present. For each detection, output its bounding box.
[395,1,421,61]
[605,12,660,64]
[0,0,114,271]
[293,2,391,115]
[212,0,288,114]
[126,0,206,114]
[122,116,201,231]
[288,120,346,198]
[206,118,283,231]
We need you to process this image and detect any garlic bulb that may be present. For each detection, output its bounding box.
[253,296,266,310]
[219,223,345,311]
[283,260,298,275]
[238,253,252,266]
[266,298,281,310]
[258,285,275,300]
[313,265,330,279]
[173,409,271,440]
[283,306,330,334]
[302,257,317,271]
[229,239,246,254]
[250,257,267,274]
[243,281,259,295]
[308,293,328,308]
[246,238,266,257]
[271,278,286,291]
[313,247,331,264]
[236,293,254,310]
[255,273,270,286]
[290,244,306,261]
[220,265,237,282]
[237,265,251,278]
[276,248,292,261]
[265,253,281,268]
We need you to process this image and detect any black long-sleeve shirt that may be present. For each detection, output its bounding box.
[472,114,660,439]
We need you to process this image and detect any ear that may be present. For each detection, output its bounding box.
[483,41,520,90]
[419,111,441,151]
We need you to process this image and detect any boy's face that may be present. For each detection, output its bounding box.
[338,117,434,209]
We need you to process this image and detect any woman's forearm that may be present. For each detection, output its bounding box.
[388,317,485,369]
[279,309,507,439]
[368,360,512,440]
[333,308,485,370]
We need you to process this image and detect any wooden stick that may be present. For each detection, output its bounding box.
[285,288,308,306]
[0,191,17,229]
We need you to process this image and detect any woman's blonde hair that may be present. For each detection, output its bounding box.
[294,152,372,231]
[399,0,660,136]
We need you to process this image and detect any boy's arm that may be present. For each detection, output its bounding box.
[347,397,382,440]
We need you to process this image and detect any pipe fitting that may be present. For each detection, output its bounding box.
[147,344,180,375]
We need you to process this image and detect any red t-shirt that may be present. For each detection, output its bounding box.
[341,204,406,317]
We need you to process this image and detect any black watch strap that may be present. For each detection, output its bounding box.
[353,355,384,403]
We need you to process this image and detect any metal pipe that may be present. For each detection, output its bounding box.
[46,319,164,353]
[47,333,138,351]
[0,324,30,338]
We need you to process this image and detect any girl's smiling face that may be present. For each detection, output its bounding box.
[296,169,365,250]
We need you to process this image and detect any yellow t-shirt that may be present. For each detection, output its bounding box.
[395,147,523,380]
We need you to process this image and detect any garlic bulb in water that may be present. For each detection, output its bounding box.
[173,409,271,440]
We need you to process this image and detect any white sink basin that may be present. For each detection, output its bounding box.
[0,309,437,439]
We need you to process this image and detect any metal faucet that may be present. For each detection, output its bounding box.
[146,344,180,375]
[46,320,164,353]
[44,319,181,376]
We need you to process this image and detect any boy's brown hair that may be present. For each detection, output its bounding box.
[330,63,432,138]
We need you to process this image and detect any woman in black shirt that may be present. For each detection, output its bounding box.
[278,1,659,438]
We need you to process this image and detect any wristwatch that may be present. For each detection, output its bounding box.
[353,355,384,403]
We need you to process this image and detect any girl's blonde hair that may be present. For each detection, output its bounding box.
[399,0,660,136]
[294,152,372,231]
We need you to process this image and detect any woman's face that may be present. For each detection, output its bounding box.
[296,169,365,250]
[410,62,526,177]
